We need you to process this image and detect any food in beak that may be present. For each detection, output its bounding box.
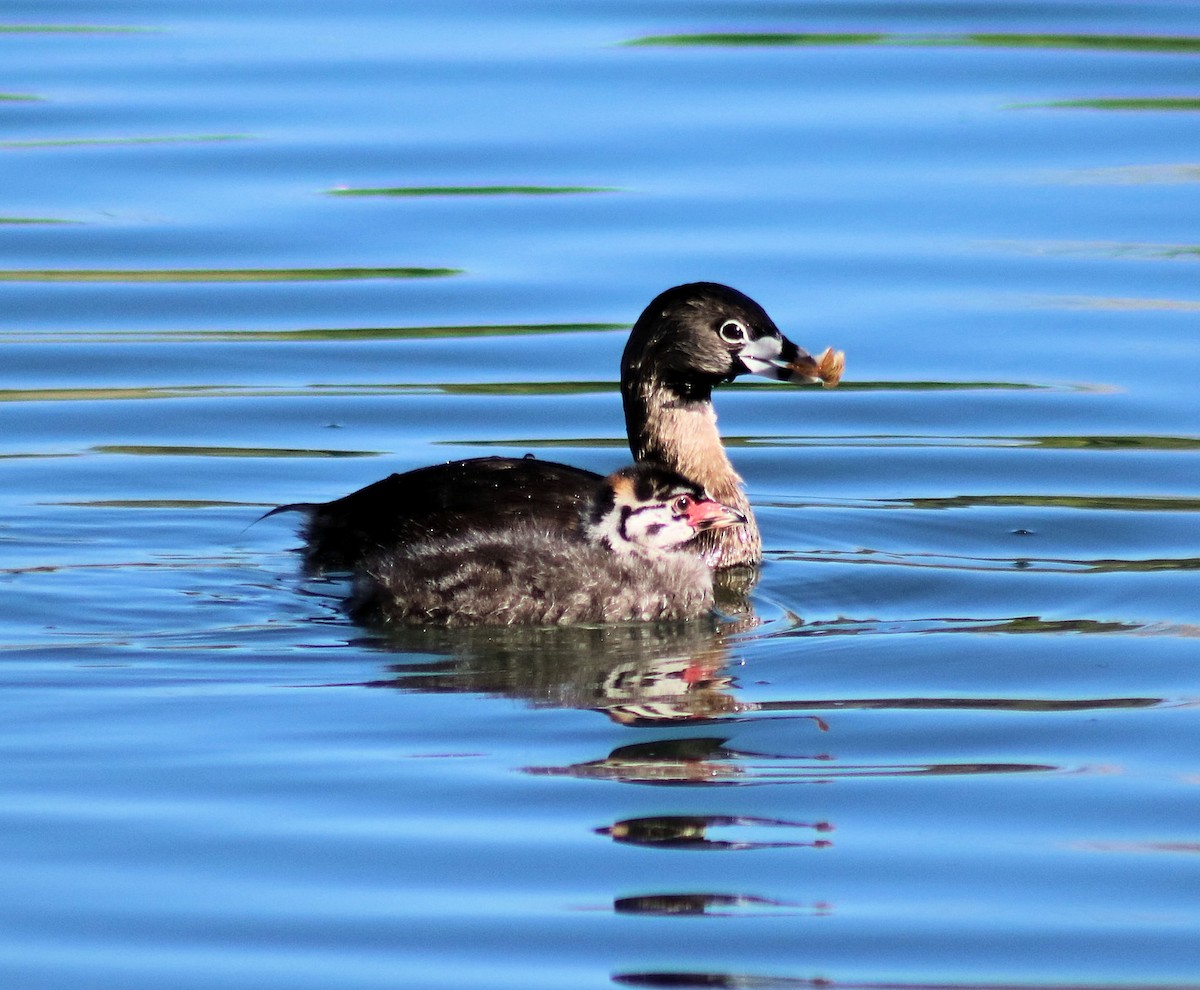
[783,345,844,387]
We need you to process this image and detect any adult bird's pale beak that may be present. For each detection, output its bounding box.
[741,334,845,388]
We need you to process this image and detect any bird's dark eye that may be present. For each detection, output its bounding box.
[718,320,747,344]
[672,495,693,514]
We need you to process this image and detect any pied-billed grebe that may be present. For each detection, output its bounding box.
[276,282,842,570]
[351,462,745,627]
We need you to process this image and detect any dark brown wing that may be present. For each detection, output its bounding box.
[273,456,603,572]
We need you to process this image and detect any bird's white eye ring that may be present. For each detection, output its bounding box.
[718,320,747,344]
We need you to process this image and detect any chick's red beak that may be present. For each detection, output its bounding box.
[686,498,747,532]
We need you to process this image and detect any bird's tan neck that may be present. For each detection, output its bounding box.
[627,382,762,568]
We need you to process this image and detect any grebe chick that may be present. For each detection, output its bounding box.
[351,463,745,628]
[280,282,843,572]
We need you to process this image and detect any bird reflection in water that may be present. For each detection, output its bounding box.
[613,892,831,917]
[597,814,834,851]
[363,618,749,724]
[525,736,833,786]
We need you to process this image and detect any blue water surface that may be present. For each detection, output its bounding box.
[2,2,1200,988]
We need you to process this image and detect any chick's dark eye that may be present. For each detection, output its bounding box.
[718,320,746,344]
[672,495,693,514]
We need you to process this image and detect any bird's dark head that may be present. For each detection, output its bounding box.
[620,282,842,402]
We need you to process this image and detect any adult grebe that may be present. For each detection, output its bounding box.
[273,282,842,570]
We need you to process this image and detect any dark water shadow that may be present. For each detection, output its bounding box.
[328,184,617,196]
[526,736,1056,787]
[621,32,1200,54]
[777,547,1200,576]
[757,611,1149,638]
[614,975,1200,990]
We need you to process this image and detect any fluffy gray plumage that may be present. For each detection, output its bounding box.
[352,523,716,627]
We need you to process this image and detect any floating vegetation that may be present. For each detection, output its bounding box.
[1020,97,1200,111]
[57,499,266,509]
[901,493,1200,512]
[329,185,617,197]
[423,381,613,398]
[0,24,149,33]
[624,32,881,47]
[0,217,76,225]
[971,34,1200,53]
[622,32,1200,54]
[1049,163,1200,185]
[0,133,252,149]
[0,386,286,403]
[92,445,377,459]
[990,239,1200,261]
[161,322,621,342]
[1051,295,1200,311]
[754,433,1200,453]
[0,322,624,344]
[781,546,1200,577]
[0,93,40,101]
[1024,434,1200,451]
[0,382,605,404]
[753,379,1048,392]
[0,266,461,282]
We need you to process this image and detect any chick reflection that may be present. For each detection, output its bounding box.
[597,653,740,724]
[363,620,746,723]
[597,814,833,851]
